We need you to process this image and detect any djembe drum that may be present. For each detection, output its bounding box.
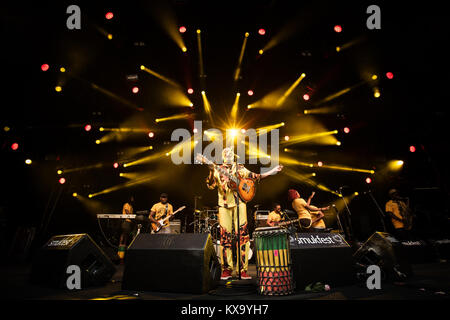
[253,226,295,295]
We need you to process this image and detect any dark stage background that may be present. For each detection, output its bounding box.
[1,1,449,257]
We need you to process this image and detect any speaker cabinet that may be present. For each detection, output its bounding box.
[122,233,220,293]
[289,233,356,290]
[353,232,415,280]
[30,234,116,288]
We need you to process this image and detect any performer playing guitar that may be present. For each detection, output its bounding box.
[200,147,283,280]
[267,203,284,227]
[149,193,185,234]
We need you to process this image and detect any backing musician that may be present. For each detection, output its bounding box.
[149,193,174,234]
[118,196,134,262]
[385,189,413,240]
[288,189,329,232]
[307,191,327,232]
[267,203,284,227]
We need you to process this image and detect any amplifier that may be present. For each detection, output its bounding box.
[289,233,356,290]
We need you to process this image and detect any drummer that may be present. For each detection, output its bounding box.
[267,203,284,227]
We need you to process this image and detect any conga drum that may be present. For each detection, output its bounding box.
[253,226,295,295]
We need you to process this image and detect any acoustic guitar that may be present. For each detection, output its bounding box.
[196,153,256,203]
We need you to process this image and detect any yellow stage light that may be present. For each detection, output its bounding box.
[354,192,359,196]
[284,136,290,141]
[228,129,239,138]
[88,194,93,198]
[336,46,340,52]
[95,140,101,144]
[25,159,32,165]
[182,47,187,52]
[372,74,378,80]
[312,173,316,177]
[259,49,264,55]
[140,65,145,70]
[4,126,10,132]
[374,90,381,98]
[99,127,104,132]
[107,34,113,40]
[55,86,62,92]
[72,193,78,197]
[60,67,66,72]
[197,29,201,34]
[245,32,249,37]
[336,141,341,146]
[57,170,63,175]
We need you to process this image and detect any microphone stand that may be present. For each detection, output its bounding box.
[339,187,354,242]
[365,190,387,232]
[232,155,242,280]
[234,192,241,280]
[282,210,298,243]
[332,205,344,234]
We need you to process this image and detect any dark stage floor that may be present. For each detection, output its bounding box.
[1,262,450,300]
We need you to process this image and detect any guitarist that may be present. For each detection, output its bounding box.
[288,189,329,232]
[205,147,283,280]
[267,203,284,227]
[385,189,413,240]
[149,193,174,234]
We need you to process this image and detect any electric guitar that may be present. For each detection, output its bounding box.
[196,153,256,203]
[151,206,186,233]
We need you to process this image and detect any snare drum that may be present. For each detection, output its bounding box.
[253,226,295,295]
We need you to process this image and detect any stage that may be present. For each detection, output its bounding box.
[1,262,449,300]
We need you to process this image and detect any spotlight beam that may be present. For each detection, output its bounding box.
[90,173,160,198]
[197,30,205,79]
[140,65,181,88]
[234,33,249,82]
[276,73,306,107]
[281,130,338,146]
[155,113,191,123]
[230,93,240,121]
[90,83,141,111]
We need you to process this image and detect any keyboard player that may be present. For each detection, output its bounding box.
[118,196,135,262]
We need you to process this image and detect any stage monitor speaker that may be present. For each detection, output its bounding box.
[353,232,414,280]
[122,233,220,294]
[289,233,356,290]
[30,234,116,288]
[430,239,450,260]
